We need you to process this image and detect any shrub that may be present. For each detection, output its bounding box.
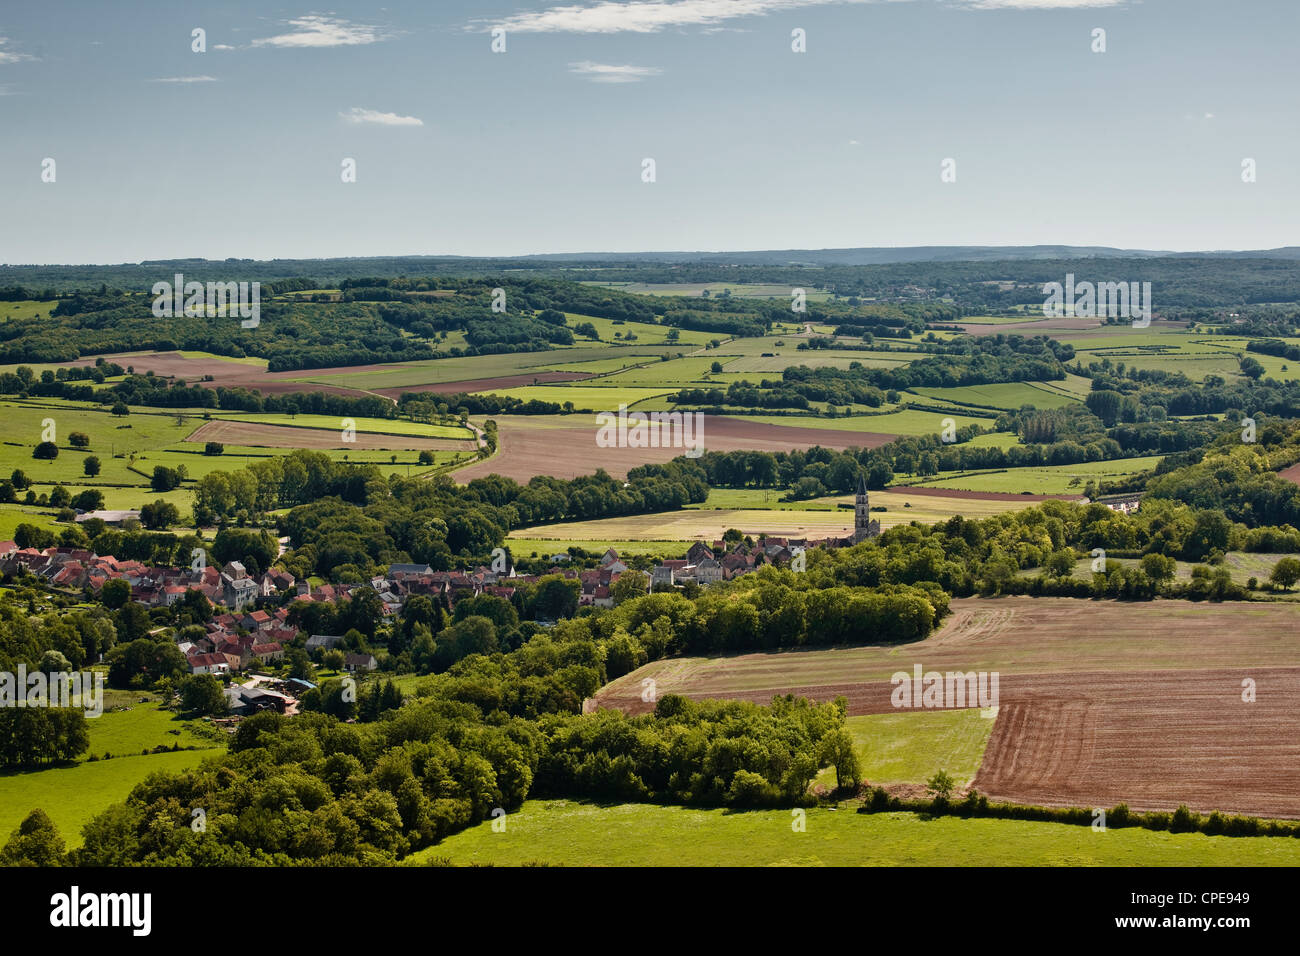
[1170,804,1199,833]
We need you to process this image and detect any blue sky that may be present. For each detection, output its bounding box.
[0,0,1295,263]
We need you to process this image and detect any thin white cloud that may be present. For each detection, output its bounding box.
[340,107,424,127]
[253,15,391,48]
[487,0,870,34]
[959,0,1124,7]
[483,0,1126,33]
[569,60,662,82]
[0,37,35,64]
[151,75,219,83]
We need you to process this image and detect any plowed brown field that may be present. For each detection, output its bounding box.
[592,597,1300,816]
[973,668,1300,818]
[454,414,893,482]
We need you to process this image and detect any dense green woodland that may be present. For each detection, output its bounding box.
[0,276,776,368]
[4,255,1298,311]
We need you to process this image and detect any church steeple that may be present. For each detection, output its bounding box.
[855,473,869,534]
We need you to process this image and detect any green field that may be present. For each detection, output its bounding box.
[1055,329,1300,382]
[0,749,216,849]
[85,694,222,759]
[509,491,1036,543]
[583,356,720,387]
[562,313,712,346]
[473,384,680,409]
[909,381,1082,411]
[828,710,995,790]
[0,300,57,322]
[741,408,993,437]
[504,538,693,560]
[0,396,476,533]
[911,456,1163,495]
[0,505,61,540]
[0,690,224,849]
[589,281,834,301]
[723,349,913,374]
[415,799,1300,866]
[0,400,194,482]
[283,347,685,391]
[686,488,853,511]
[213,412,474,440]
[532,355,672,376]
[1045,551,1300,595]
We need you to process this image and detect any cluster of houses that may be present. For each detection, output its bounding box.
[650,538,796,588]
[0,541,293,613]
[2,483,883,687]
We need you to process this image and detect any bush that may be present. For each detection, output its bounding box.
[33,441,58,460]
[727,770,782,807]
[926,770,956,801]
[1170,804,1199,833]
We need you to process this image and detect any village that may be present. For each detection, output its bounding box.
[0,529,849,723]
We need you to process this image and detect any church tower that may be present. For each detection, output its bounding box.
[852,473,879,543]
[855,473,870,535]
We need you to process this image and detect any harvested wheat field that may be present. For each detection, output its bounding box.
[455,414,893,482]
[592,597,1300,817]
[188,419,477,452]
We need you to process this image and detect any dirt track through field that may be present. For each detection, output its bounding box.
[592,597,1300,817]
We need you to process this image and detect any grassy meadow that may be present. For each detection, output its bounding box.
[415,799,1300,867]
